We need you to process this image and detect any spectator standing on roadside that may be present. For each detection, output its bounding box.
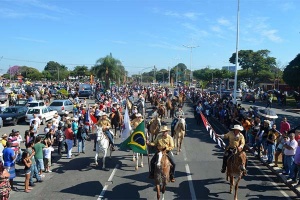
[291,140,300,184]
[283,133,298,179]
[25,141,42,187]
[56,126,65,155]
[43,140,54,173]
[3,142,18,191]
[33,137,45,177]
[274,131,288,167]
[266,92,273,109]
[266,124,278,164]
[65,124,74,159]
[77,122,87,154]
[22,151,32,193]
[280,117,290,134]
[72,117,79,147]
[0,159,11,199]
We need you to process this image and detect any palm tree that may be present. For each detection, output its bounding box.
[93,53,125,89]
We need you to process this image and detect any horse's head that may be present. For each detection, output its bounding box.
[233,147,247,172]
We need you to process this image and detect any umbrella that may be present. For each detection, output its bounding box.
[257,109,278,119]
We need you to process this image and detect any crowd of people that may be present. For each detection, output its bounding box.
[190,89,300,185]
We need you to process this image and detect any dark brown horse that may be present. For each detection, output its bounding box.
[154,150,171,200]
[110,110,123,137]
[165,99,172,118]
[226,147,247,200]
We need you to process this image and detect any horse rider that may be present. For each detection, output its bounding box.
[96,112,116,151]
[147,126,176,182]
[128,92,134,104]
[215,124,246,173]
[131,113,143,130]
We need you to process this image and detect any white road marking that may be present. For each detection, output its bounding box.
[182,145,197,200]
[252,162,292,199]
[97,164,119,200]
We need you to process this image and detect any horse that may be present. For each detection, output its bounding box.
[154,150,171,200]
[147,116,161,142]
[94,125,112,170]
[165,99,172,118]
[132,152,144,171]
[126,98,133,115]
[157,105,166,120]
[110,110,123,137]
[226,147,247,200]
[174,118,186,155]
[178,94,184,107]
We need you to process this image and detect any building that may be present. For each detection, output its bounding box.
[222,66,236,72]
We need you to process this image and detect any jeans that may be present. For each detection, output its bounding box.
[77,138,85,153]
[284,155,295,177]
[248,133,255,147]
[267,143,275,163]
[292,162,300,181]
[73,134,77,146]
[58,140,66,155]
[254,140,262,157]
[30,164,41,184]
[104,130,114,146]
[66,139,73,158]
[35,158,45,172]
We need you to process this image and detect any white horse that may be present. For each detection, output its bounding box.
[132,153,144,171]
[174,118,186,155]
[94,125,112,170]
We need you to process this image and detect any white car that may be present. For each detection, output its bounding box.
[25,106,58,125]
[27,100,45,108]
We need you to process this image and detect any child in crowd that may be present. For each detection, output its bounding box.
[43,140,54,173]
[22,151,32,193]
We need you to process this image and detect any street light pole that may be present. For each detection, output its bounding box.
[183,45,199,84]
[153,65,156,83]
[233,0,240,104]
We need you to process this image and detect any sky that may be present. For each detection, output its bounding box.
[0,0,299,76]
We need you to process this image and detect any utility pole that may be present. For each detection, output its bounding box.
[57,66,60,81]
[153,65,156,83]
[183,44,199,84]
[168,66,170,86]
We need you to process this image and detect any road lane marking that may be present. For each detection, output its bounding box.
[97,164,119,200]
[182,145,196,199]
[252,163,291,199]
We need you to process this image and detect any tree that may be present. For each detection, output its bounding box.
[7,65,20,79]
[170,63,188,83]
[93,53,125,89]
[19,66,43,80]
[229,49,276,87]
[44,61,68,81]
[283,53,300,88]
[72,66,89,78]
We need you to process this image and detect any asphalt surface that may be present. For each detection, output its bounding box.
[4,98,299,200]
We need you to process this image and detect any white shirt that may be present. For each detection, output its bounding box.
[30,117,41,126]
[43,146,54,159]
[284,139,298,156]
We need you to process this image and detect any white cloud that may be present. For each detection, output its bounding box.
[281,2,295,12]
[261,29,282,42]
[182,23,209,37]
[211,25,222,33]
[148,41,185,51]
[112,40,127,45]
[0,8,59,20]
[218,17,231,26]
[163,10,202,20]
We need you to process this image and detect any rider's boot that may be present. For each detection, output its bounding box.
[221,156,227,173]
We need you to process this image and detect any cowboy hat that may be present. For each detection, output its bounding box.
[159,126,170,132]
[2,134,7,138]
[133,105,137,108]
[136,113,142,117]
[101,112,108,116]
[231,125,244,131]
[264,120,271,124]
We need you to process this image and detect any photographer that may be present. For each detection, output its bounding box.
[274,131,288,167]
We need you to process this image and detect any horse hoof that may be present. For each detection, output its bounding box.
[140,164,144,168]
[95,162,98,166]
[135,166,138,171]
[133,158,136,162]
[103,168,109,171]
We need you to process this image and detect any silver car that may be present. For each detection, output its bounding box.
[49,99,73,115]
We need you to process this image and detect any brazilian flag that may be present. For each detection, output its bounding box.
[120,121,147,154]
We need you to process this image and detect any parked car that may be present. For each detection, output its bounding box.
[242,93,256,103]
[15,98,29,107]
[0,92,8,104]
[27,100,45,108]
[78,90,93,98]
[0,106,28,125]
[0,117,3,128]
[25,106,58,125]
[49,99,73,115]
[221,90,232,100]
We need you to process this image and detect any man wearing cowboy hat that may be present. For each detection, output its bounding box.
[216,124,246,173]
[147,126,176,182]
[96,112,115,151]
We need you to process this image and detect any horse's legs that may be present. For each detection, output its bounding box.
[179,136,182,153]
[156,184,160,200]
[230,176,233,194]
[102,149,107,169]
[95,145,99,165]
[135,153,139,171]
[234,177,241,200]
[140,154,144,168]
[161,184,166,200]
[133,151,136,161]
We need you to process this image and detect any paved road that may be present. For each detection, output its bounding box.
[7,99,299,200]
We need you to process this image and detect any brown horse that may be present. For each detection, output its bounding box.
[110,110,123,137]
[226,148,247,200]
[178,93,185,107]
[157,105,166,120]
[154,150,171,200]
[165,99,172,118]
[174,118,186,155]
[147,116,161,142]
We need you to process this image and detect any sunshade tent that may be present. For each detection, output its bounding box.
[257,108,278,119]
